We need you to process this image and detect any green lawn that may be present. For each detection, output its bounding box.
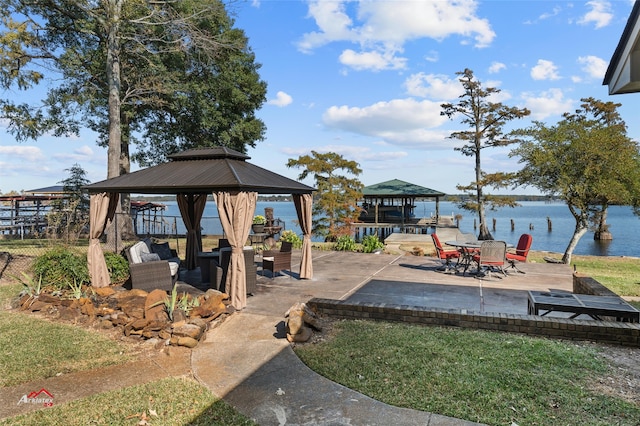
[295,319,640,426]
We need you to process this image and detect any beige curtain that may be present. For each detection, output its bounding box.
[177,193,207,270]
[294,193,313,279]
[213,191,257,310]
[88,192,119,288]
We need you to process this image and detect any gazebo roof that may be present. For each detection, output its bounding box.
[362,179,446,198]
[85,147,315,195]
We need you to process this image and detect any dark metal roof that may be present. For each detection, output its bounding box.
[362,179,446,198]
[603,0,640,90]
[85,147,315,195]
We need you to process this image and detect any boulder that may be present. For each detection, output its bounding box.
[145,289,169,321]
[190,291,228,319]
[176,336,199,348]
[285,302,321,343]
[172,323,204,341]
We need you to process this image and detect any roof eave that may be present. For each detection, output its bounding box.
[603,1,640,94]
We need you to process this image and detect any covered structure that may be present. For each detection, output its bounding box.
[85,147,315,310]
[603,1,640,94]
[359,179,446,227]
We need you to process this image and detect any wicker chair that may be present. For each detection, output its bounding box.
[218,247,257,295]
[262,241,293,278]
[126,245,175,292]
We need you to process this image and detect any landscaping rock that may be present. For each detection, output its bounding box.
[190,291,228,319]
[93,286,116,297]
[8,283,229,351]
[176,336,199,348]
[144,289,169,321]
[172,323,204,341]
[285,302,322,343]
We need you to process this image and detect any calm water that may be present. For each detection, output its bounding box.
[152,200,640,257]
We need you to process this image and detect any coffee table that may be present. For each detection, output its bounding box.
[527,291,640,322]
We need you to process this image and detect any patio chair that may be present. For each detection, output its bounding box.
[262,241,293,278]
[126,242,176,292]
[472,240,508,279]
[431,233,460,273]
[218,247,257,295]
[506,234,533,274]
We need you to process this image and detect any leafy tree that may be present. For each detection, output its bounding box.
[49,163,91,242]
[287,151,363,241]
[510,98,640,264]
[441,68,530,240]
[0,0,266,241]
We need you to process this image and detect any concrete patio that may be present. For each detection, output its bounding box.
[221,249,575,319]
[187,249,578,426]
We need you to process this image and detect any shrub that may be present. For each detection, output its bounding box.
[105,252,130,284]
[362,235,384,253]
[32,247,90,290]
[280,230,303,249]
[334,235,356,252]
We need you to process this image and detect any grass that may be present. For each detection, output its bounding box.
[0,285,132,387]
[528,252,640,297]
[295,319,640,426]
[0,376,256,425]
[0,256,254,425]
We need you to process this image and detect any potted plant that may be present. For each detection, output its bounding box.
[252,215,266,233]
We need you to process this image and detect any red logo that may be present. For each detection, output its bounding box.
[18,388,54,407]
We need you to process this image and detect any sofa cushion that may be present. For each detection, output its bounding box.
[128,241,150,264]
[151,242,173,260]
[141,253,161,262]
[168,261,180,276]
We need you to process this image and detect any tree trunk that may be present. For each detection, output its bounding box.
[475,134,492,240]
[105,0,124,249]
[119,117,136,240]
[594,206,612,241]
[562,210,589,264]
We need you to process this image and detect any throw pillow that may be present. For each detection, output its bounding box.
[151,242,173,260]
[140,253,161,262]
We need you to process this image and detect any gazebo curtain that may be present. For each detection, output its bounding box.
[177,193,207,270]
[214,191,257,310]
[293,193,313,279]
[88,192,119,288]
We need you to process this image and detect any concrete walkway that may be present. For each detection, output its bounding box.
[191,250,574,425]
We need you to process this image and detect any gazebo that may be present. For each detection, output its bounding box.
[360,179,446,226]
[84,147,315,310]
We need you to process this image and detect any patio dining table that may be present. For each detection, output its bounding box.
[445,240,513,275]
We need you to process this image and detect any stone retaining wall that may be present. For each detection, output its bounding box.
[307,295,640,348]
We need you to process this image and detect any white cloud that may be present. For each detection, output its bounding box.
[539,6,562,21]
[268,91,293,107]
[577,55,607,79]
[322,98,452,148]
[315,144,408,162]
[404,73,462,100]
[578,0,613,29]
[298,0,495,71]
[75,145,94,156]
[522,88,573,119]
[339,49,407,71]
[488,62,506,74]
[0,145,45,162]
[531,59,560,80]
[424,50,439,63]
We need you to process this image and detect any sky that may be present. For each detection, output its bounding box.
[1,0,639,195]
